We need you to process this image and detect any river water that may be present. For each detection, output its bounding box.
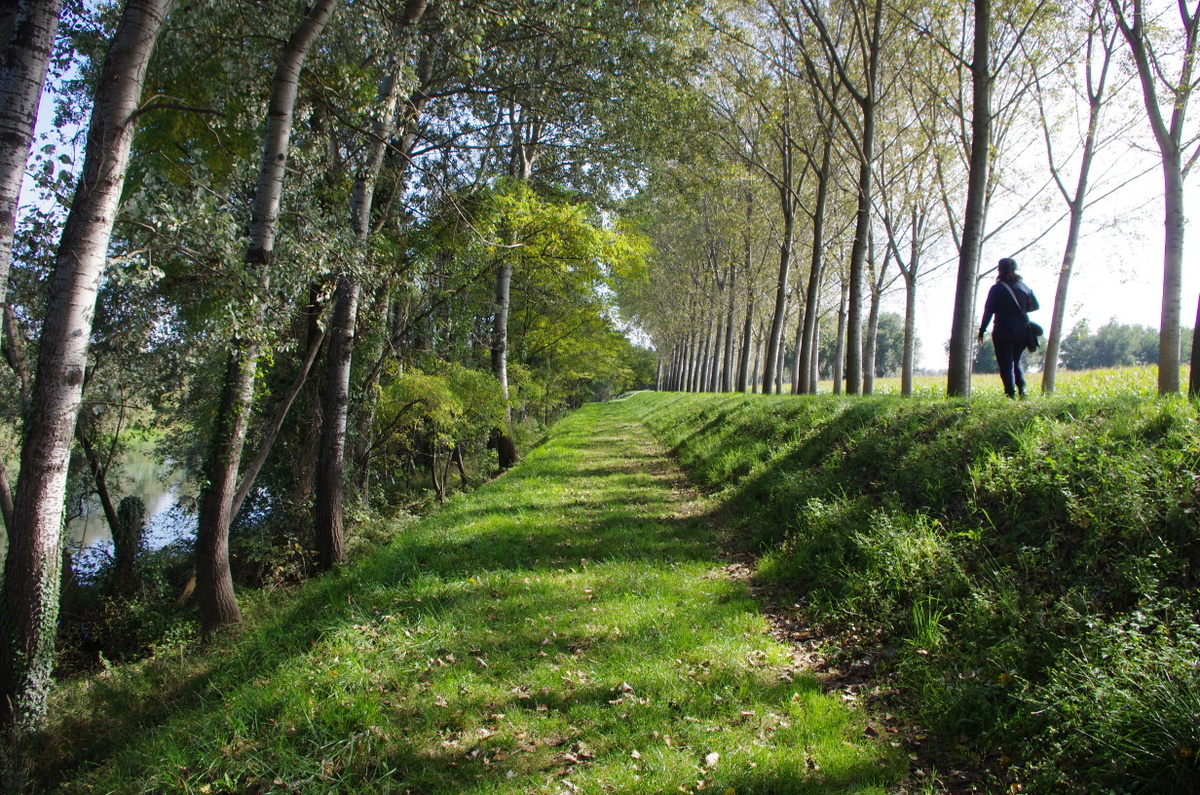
[0,448,197,574]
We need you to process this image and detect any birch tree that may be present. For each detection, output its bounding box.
[0,0,62,530]
[0,0,173,731]
[193,0,337,632]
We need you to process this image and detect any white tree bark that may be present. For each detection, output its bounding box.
[1,0,172,731]
[0,0,61,310]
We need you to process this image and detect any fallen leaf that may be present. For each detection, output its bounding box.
[434,695,448,707]
[705,752,720,768]
[631,749,642,759]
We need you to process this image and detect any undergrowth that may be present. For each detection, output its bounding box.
[626,382,1200,793]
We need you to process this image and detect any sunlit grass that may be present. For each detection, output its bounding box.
[746,365,1181,400]
[43,403,900,794]
[867,365,1176,399]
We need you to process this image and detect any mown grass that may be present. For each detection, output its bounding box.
[26,401,901,794]
[627,366,1200,793]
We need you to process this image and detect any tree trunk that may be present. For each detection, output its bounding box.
[1041,209,1084,394]
[902,270,917,396]
[314,5,431,556]
[491,255,518,467]
[737,293,754,392]
[810,321,820,388]
[705,314,715,396]
[193,0,336,633]
[0,0,171,732]
[799,137,832,395]
[1040,9,1112,393]
[833,280,847,395]
[947,0,992,397]
[314,277,358,570]
[1110,0,1197,394]
[75,426,120,543]
[774,292,789,394]
[845,125,876,396]
[1162,161,1185,394]
[762,182,794,393]
[0,0,61,312]
[230,327,325,519]
[748,326,758,393]
[722,265,736,392]
[1190,301,1200,397]
[864,289,880,394]
[791,304,805,395]
[864,238,886,395]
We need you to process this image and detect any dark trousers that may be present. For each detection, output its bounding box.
[992,330,1026,397]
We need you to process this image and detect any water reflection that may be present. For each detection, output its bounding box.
[66,449,198,557]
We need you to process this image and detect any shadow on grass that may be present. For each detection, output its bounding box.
[35,406,801,791]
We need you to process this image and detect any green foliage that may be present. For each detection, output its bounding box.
[1029,611,1200,792]
[1060,318,1193,370]
[627,379,1200,790]
[816,313,914,378]
[375,360,507,449]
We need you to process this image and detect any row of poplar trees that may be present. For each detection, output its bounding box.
[615,0,1200,400]
[0,0,697,733]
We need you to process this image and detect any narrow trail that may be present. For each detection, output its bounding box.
[56,399,903,794]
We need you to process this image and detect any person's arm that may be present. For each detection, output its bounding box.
[1026,288,1039,312]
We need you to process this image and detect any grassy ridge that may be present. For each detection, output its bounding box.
[625,381,1200,793]
[33,400,899,794]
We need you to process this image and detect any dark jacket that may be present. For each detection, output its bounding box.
[979,280,1039,338]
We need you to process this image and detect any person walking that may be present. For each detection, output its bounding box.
[977,257,1039,398]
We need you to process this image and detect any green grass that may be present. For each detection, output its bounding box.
[762,364,1171,400]
[625,368,1200,793]
[32,400,900,794]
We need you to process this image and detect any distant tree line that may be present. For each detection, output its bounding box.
[973,319,1189,374]
[1059,319,1192,371]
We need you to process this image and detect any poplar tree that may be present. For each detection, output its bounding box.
[193,0,337,631]
[0,0,173,731]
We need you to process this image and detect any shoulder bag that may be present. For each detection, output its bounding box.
[1001,282,1043,353]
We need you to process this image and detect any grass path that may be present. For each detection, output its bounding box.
[54,399,900,793]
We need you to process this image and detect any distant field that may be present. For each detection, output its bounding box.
[755,365,1186,399]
